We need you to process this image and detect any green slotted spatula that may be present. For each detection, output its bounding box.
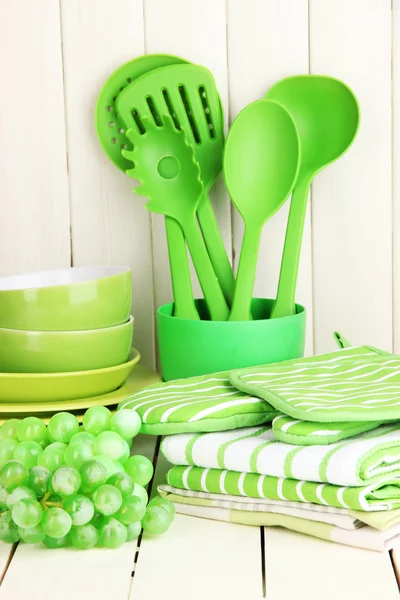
[95,54,199,320]
[115,63,235,306]
[123,115,229,321]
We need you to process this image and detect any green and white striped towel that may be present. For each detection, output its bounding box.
[166,465,400,511]
[118,371,277,434]
[230,346,400,422]
[161,423,400,487]
[158,486,400,552]
[271,415,384,445]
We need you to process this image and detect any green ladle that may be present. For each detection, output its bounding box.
[95,54,199,320]
[123,115,230,322]
[224,100,300,321]
[266,75,360,318]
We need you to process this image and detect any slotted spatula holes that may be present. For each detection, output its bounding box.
[131,109,146,134]
[162,89,180,130]
[198,86,215,139]
[178,85,200,144]
[145,96,162,127]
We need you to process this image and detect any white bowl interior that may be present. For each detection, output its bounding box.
[0,266,131,292]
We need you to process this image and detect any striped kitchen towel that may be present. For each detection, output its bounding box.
[161,423,400,487]
[118,371,277,434]
[158,485,400,552]
[165,465,400,511]
[230,346,400,422]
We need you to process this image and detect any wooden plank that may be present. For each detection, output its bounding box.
[60,0,156,368]
[310,0,392,353]
[0,433,158,600]
[393,0,400,354]
[264,528,399,599]
[0,0,71,276]
[131,513,264,600]
[143,0,232,315]
[226,0,314,356]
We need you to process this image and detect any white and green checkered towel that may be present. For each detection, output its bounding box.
[161,423,400,487]
[158,485,400,552]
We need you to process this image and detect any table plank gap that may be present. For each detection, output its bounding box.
[264,528,399,600]
[0,544,17,585]
[260,527,266,598]
[389,549,400,590]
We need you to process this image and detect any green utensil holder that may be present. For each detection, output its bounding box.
[157,298,306,381]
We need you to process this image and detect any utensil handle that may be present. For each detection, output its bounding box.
[182,219,230,321]
[271,177,310,319]
[229,224,262,321]
[197,191,235,307]
[165,217,200,320]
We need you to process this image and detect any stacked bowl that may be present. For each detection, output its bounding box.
[0,266,142,416]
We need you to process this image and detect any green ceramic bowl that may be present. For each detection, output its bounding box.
[0,266,132,331]
[157,298,306,380]
[0,316,134,373]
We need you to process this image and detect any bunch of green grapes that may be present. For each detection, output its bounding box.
[0,407,174,549]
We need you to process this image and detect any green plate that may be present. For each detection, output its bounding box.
[0,364,161,421]
[0,349,141,403]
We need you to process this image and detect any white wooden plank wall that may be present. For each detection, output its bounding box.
[0,0,398,359]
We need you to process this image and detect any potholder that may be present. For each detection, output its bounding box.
[230,346,400,422]
[118,371,278,435]
[272,414,385,445]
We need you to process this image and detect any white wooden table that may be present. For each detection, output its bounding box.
[0,433,399,600]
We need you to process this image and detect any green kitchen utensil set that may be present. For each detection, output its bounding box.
[96,55,360,327]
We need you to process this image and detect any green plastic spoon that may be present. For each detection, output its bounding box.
[266,75,360,318]
[123,115,230,322]
[224,100,300,321]
[95,54,199,320]
[116,63,235,306]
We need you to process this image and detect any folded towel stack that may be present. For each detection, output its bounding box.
[123,341,400,551]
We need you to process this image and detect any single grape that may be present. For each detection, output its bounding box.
[0,511,20,543]
[16,417,48,445]
[126,521,142,542]
[113,461,125,473]
[70,524,98,549]
[93,431,129,464]
[0,484,8,509]
[37,447,65,473]
[12,498,43,528]
[41,507,72,538]
[79,460,108,493]
[47,442,68,453]
[148,496,175,520]
[14,441,42,469]
[116,495,146,525]
[63,494,94,526]
[69,431,96,446]
[82,406,111,436]
[142,505,171,535]
[48,413,79,443]
[51,466,81,498]
[92,484,122,516]
[64,442,93,469]
[132,483,148,506]
[18,525,45,543]
[0,419,21,441]
[107,472,134,497]
[6,486,36,508]
[91,512,108,530]
[93,455,119,478]
[29,466,51,497]
[0,439,19,467]
[110,410,141,441]
[0,460,29,490]
[42,535,68,549]
[99,517,127,548]
[124,455,153,486]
